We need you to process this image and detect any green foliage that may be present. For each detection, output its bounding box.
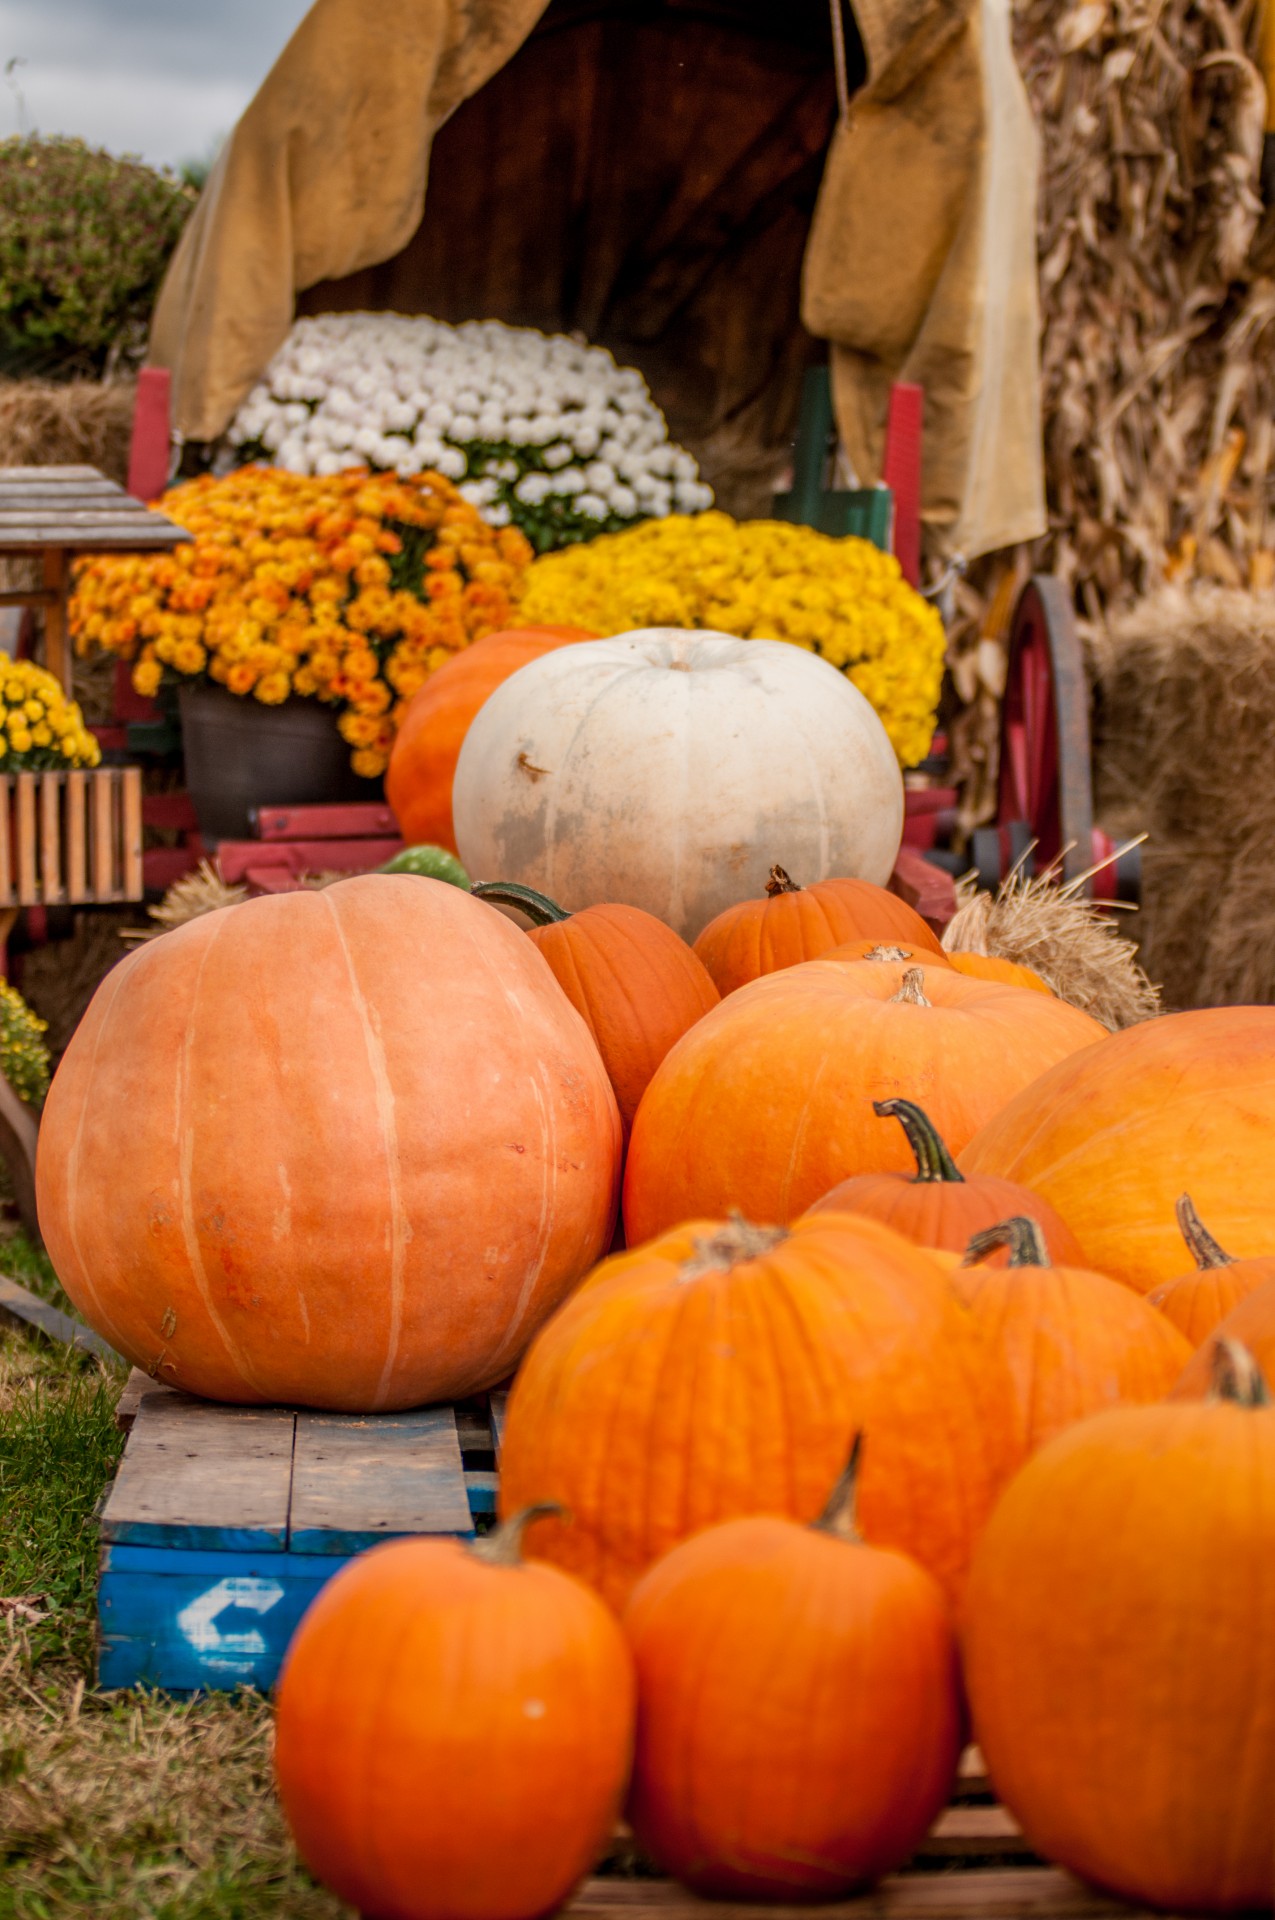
[0,136,195,377]
[0,983,50,1108]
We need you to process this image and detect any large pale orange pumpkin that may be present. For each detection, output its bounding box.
[472,882,718,1138]
[386,626,595,853]
[963,1342,1275,1910]
[623,1444,962,1899]
[692,865,944,996]
[624,958,1107,1240]
[809,1099,1087,1266]
[35,875,621,1409]
[1148,1195,1275,1345]
[959,1007,1275,1291]
[1170,1277,1275,1397]
[499,1211,1018,1611]
[953,1217,1191,1463]
[275,1514,634,1920]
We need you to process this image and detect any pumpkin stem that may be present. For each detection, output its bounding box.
[963,1216,1052,1269]
[863,945,916,962]
[679,1210,788,1282]
[766,865,802,896]
[814,1433,864,1543]
[471,881,571,926]
[469,1502,566,1567]
[1207,1338,1272,1408]
[874,1099,963,1183]
[1176,1194,1232,1271]
[889,967,931,1007]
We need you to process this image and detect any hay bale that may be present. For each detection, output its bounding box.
[1093,584,1275,1009]
[0,378,136,482]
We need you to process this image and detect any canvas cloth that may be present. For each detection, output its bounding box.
[152,0,1046,560]
[803,0,1046,558]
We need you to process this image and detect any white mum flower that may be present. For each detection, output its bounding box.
[554,469,585,496]
[572,425,601,458]
[484,502,513,528]
[585,462,616,492]
[514,472,553,506]
[543,442,574,469]
[425,401,453,429]
[609,484,639,517]
[449,414,478,442]
[434,446,467,480]
[577,492,609,519]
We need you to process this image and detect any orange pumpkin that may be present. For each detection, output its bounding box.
[953,1217,1191,1462]
[386,626,595,854]
[471,882,718,1138]
[1170,1276,1275,1397]
[623,1441,962,1898]
[944,950,1054,994]
[823,938,953,968]
[275,1512,635,1920]
[959,1007,1275,1291]
[963,1342,1275,1910]
[1148,1195,1275,1345]
[809,1098,1088,1266]
[35,875,621,1409]
[624,957,1108,1240]
[499,1210,1018,1611]
[692,865,944,996]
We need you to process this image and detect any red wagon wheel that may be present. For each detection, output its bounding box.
[974,576,1138,903]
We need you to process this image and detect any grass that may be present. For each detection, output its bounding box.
[0,1320,350,1918]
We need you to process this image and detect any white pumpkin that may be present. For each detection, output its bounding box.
[452,629,904,939]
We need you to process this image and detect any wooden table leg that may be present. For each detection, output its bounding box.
[42,548,71,693]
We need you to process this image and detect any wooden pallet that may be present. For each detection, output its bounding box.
[97,1371,506,1692]
[567,1870,1144,1918]
[0,766,143,906]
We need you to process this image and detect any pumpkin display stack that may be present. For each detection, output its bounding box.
[35,875,621,1409]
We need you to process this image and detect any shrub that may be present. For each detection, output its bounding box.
[0,136,195,378]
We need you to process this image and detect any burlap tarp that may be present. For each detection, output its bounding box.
[150,0,1044,562]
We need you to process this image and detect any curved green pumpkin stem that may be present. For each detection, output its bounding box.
[815,1433,864,1544]
[874,1099,963,1184]
[1208,1338,1271,1408]
[471,881,570,926]
[470,1501,566,1567]
[1176,1194,1232,1271]
[963,1216,1051,1269]
[766,865,802,895]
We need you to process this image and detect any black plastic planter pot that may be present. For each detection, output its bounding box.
[178,681,378,844]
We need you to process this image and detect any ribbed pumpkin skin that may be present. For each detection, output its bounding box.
[624,1515,961,1898]
[624,959,1107,1240]
[386,626,594,853]
[35,875,621,1409]
[945,951,1053,995]
[275,1536,634,1920]
[498,1212,1018,1611]
[526,904,719,1137]
[951,1259,1192,1462]
[812,1169,1086,1265]
[1152,1263,1275,1345]
[963,1396,1275,1909]
[1170,1278,1275,1396]
[694,876,943,996]
[958,1008,1275,1291]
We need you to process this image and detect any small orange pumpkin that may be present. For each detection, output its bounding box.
[1170,1274,1275,1397]
[953,1217,1192,1462]
[964,1341,1275,1911]
[692,865,944,996]
[472,882,719,1138]
[809,1099,1088,1266]
[275,1510,635,1920]
[625,957,1108,1239]
[386,626,596,854]
[624,1440,962,1898]
[1148,1195,1275,1345]
[499,1210,1019,1611]
[944,950,1054,995]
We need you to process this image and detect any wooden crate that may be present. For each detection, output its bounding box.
[567,1870,1147,1918]
[0,766,143,906]
[97,1372,505,1692]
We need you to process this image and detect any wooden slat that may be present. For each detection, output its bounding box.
[913,1806,1032,1861]
[0,465,104,481]
[91,768,116,900]
[218,838,403,882]
[252,802,401,841]
[100,1396,296,1551]
[0,481,124,501]
[0,589,58,609]
[0,508,174,528]
[289,1407,473,1553]
[0,777,12,908]
[122,766,144,900]
[42,546,70,693]
[0,528,190,553]
[568,1873,1145,1920]
[15,773,37,905]
[490,1388,508,1461]
[39,770,63,905]
[65,770,89,903]
[0,1274,118,1362]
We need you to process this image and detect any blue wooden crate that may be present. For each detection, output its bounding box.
[98,1377,505,1694]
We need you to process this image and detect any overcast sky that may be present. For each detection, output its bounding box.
[0,0,312,170]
